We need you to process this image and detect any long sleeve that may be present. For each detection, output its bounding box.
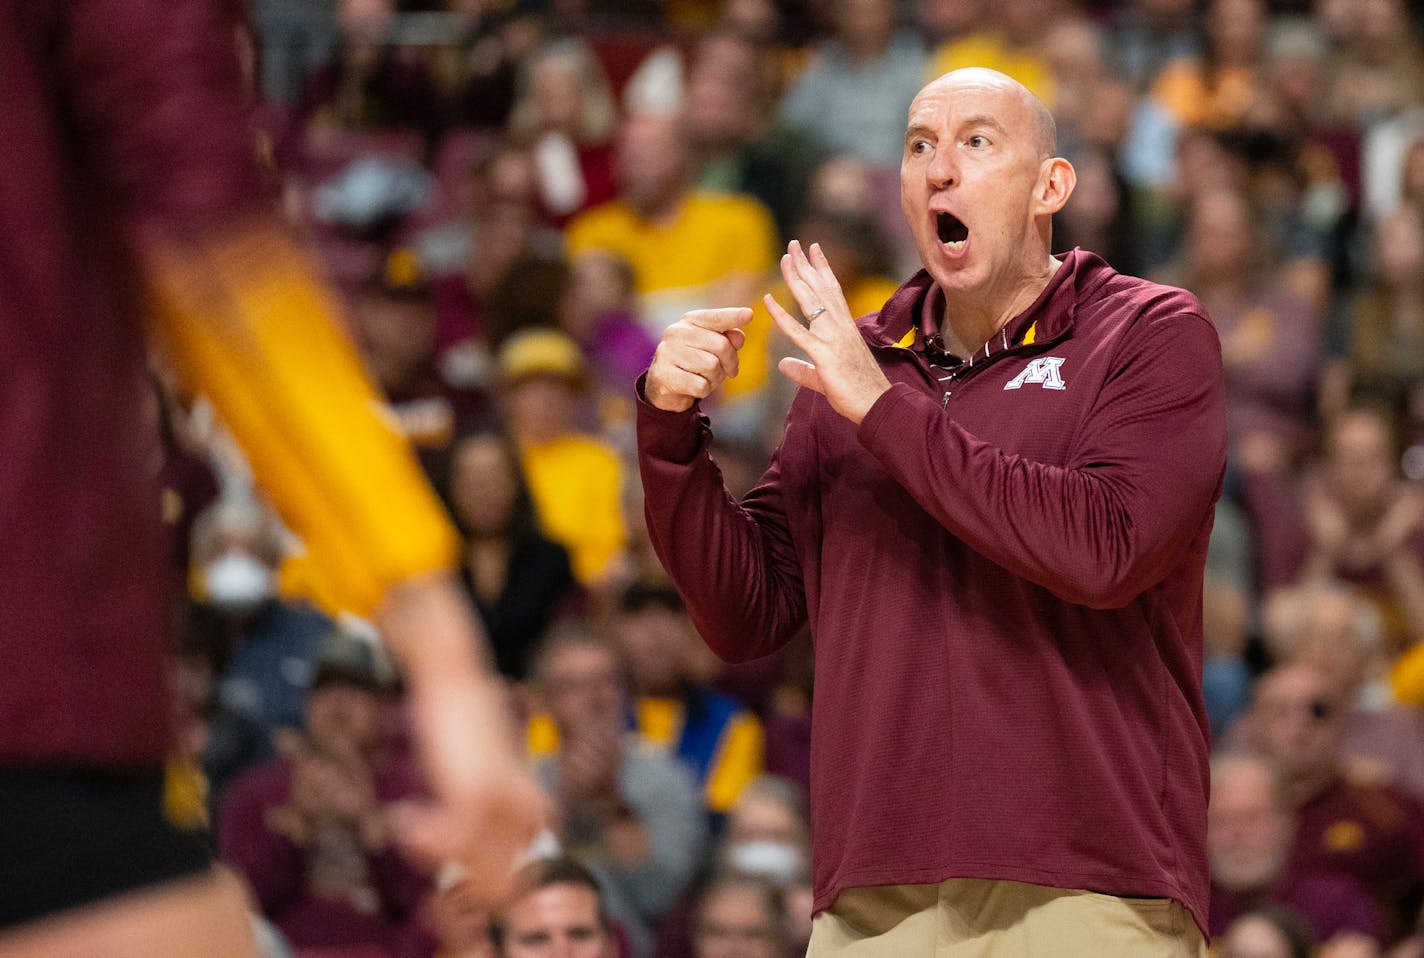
[636,381,808,662]
[857,310,1227,610]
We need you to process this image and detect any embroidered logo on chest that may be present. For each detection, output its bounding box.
[1003,356,1067,391]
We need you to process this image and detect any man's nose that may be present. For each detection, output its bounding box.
[927,148,958,189]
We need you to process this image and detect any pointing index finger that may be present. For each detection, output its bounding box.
[682,307,755,332]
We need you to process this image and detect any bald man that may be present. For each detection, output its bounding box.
[636,69,1226,956]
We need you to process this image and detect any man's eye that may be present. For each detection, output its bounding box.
[967,135,988,148]
[911,140,931,154]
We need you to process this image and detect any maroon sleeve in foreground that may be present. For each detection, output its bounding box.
[60,0,267,235]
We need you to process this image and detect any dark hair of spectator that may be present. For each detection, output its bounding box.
[491,855,609,948]
[693,872,788,948]
[531,620,623,688]
[438,428,542,544]
[485,256,574,350]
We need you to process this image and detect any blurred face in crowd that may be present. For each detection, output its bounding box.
[1271,589,1371,694]
[541,641,625,735]
[684,35,764,149]
[1186,188,1255,282]
[1375,207,1424,288]
[1134,0,1192,23]
[505,374,580,447]
[722,790,810,886]
[1000,0,1060,44]
[1401,140,1424,206]
[530,52,584,135]
[833,0,896,58]
[722,0,779,43]
[917,0,984,41]
[357,292,435,389]
[727,794,805,850]
[1356,0,1409,57]
[616,115,689,218]
[450,435,521,538]
[306,680,384,756]
[1220,913,1297,958]
[567,253,633,337]
[900,70,1073,312]
[1208,0,1266,64]
[1327,410,1396,519]
[1208,758,1294,891]
[1249,664,1348,787]
[614,603,696,697]
[500,883,611,958]
[694,884,785,958]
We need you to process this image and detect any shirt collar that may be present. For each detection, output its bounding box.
[869,247,1095,351]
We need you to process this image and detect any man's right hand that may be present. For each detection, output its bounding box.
[644,307,753,412]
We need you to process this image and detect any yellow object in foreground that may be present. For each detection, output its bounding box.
[145,223,458,616]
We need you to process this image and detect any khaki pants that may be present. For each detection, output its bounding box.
[808,878,1208,958]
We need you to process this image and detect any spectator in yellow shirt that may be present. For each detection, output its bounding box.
[565,112,778,364]
[496,328,629,590]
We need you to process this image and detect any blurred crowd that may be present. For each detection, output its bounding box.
[151,0,1424,956]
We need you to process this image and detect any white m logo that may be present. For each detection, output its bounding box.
[1003,357,1067,391]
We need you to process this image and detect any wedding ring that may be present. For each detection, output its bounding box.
[805,305,828,321]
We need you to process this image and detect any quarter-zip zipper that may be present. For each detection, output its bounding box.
[871,325,1071,408]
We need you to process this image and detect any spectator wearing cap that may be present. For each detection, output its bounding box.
[356,247,492,460]
[218,629,429,953]
[497,327,629,589]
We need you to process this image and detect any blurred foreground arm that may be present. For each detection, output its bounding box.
[70,0,546,897]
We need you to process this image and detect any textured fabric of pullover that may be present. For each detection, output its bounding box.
[636,249,1227,935]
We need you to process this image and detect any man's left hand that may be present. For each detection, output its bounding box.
[765,240,891,425]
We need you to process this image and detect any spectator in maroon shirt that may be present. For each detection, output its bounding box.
[1208,751,1385,949]
[219,631,430,952]
[1242,661,1424,943]
[1295,406,1424,657]
[1262,582,1424,800]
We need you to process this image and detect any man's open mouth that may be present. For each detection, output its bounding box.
[937,212,968,250]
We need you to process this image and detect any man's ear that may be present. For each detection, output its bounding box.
[1034,157,1077,216]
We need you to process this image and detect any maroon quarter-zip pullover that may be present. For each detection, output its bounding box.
[637,249,1227,935]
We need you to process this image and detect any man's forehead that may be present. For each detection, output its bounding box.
[909,70,1034,125]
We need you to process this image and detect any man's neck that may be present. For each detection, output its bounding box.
[939,256,1062,357]
[630,187,685,226]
